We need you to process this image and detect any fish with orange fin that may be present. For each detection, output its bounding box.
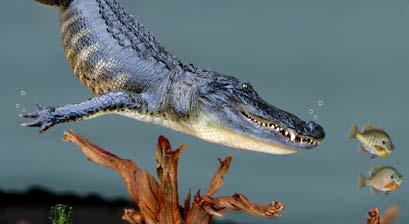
[349,124,395,158]
[358,166,403,195]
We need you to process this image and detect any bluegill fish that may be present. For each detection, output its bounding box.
[358,166,403,195]
[349,124,395,158]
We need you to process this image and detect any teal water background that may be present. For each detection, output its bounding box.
[1,0,408,223]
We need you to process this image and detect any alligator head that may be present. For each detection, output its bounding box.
[191,74,325,155]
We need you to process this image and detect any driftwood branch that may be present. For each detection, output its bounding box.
[63,130,284,224]
[366,206,399,224]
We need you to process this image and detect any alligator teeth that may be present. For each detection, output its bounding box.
[242,111,321,146]
[290,133,296,141]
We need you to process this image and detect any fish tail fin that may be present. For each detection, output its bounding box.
[35,0,70,7]
[358,173,367,189]
[349,124,359,139]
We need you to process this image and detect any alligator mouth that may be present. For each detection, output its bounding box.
[241,111,321,147]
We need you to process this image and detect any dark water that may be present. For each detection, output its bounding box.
[1,0,408,223]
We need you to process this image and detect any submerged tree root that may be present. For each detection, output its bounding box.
[366,206,399,224]
[63,130,284,224]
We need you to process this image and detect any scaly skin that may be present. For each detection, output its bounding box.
[22,0,325,155]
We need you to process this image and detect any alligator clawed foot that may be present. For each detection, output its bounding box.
[20,104,56,133]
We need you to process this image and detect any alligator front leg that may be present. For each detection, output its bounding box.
[20,91,146,132]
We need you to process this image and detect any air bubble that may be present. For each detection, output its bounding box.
[21,91,26,96]
[309,109,314,114]
[318,100,323,106]
[16,104,20,109]
[313,115,318,120]
[22,108,26,113]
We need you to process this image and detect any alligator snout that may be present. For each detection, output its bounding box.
[305,121,325,140]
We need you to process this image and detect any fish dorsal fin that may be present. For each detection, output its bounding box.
[363,124,383,132]
[369,166,387,176]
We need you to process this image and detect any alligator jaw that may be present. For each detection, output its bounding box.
[190,116,300,154]
[116,108,318,155]
[185,109,324,155]
[240,111,323,148]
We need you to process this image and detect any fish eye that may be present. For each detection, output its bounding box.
[391,175,394,179]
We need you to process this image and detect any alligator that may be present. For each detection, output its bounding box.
[21,0,325,155]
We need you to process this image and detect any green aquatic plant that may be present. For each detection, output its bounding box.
[49,204,73,224]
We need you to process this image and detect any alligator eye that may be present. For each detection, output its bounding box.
[382,140,386,145]
[241,82,252,90]
[391,175,394,179]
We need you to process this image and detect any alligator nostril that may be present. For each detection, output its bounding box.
[306,121,325,139]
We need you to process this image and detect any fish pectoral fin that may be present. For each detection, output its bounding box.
[363,124,383,132]
[357,144,377,158]
[370,187,382,195]
[357,144,368,153]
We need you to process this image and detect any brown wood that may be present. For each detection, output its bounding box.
[63,130,284,224]
[366,206,399,224]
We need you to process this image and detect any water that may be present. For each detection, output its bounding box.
[1,1,408,224]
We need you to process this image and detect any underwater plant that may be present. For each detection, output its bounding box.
[49,204,73,224]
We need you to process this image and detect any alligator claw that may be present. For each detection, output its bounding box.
[20,121,40,127]
[19,105,56,133]
[19,113,37,118]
